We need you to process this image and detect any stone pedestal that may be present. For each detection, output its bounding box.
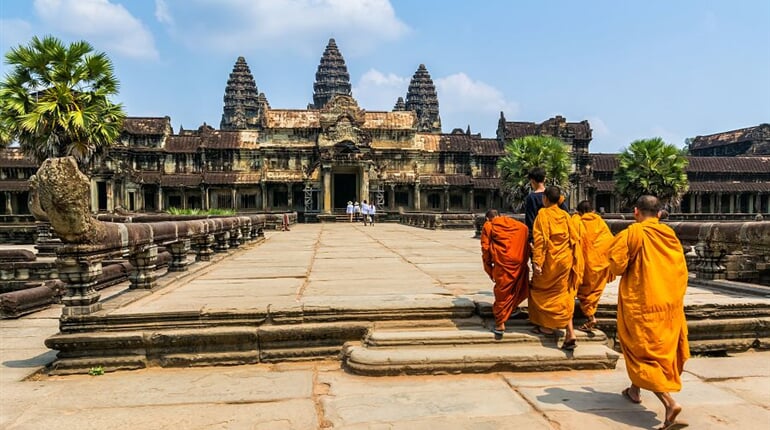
[195,234,215,262]
[694,242,726,280]
[34,222,62,257]
[57,252,103,316]
[241,224,252,243]
[229,228,242,248]
[168,240,191,272]
[215,232,230,253]
[129,245,159,289]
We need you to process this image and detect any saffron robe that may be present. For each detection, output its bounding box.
[481,216,530,327]
[609,218,689,392]
[529,204,583,329]
[574,212,615,317]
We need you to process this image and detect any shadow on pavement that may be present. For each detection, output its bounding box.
[3,350,57,368]
[537,386,661,429]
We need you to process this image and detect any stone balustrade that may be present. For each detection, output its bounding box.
[55,215,266,316]
[400,212,477,230]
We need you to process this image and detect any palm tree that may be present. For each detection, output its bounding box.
[614,137,689,210]
[0,36,125,166]
[497,135,571,210]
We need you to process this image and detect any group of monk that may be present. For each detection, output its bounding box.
[481,167,689,430]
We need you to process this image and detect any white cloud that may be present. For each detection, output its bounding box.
[155,0,174,25]
[353,69,408,111]
[160,0,409,55]
[586,116,611,138]
[33,0,159,60]
[435,73,519,116]
[0,19,34,60]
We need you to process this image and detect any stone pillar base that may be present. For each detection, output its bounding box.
[62,303,103,316]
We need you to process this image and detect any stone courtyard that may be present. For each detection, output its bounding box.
[2,224,770,429]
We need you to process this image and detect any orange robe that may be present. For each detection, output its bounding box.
[574,212,615,317]
[529,205,583,329]
[481,216,530,327]
[609,218,689,393]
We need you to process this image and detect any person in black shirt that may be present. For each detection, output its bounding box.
[524,167,568,241]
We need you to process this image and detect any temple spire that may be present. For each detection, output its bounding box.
[405,64,441,132]
[392,96,406,112]
[221,56,261,130]
[312,38,352,109]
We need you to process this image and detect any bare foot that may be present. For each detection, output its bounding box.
[660,403,686,429]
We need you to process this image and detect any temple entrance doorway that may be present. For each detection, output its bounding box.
[333,173,357,209]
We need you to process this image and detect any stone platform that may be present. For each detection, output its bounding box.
[44,224,770,375]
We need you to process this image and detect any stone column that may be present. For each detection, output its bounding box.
[287,184,293,209]
[322,167,332,214]
[468,189,474,211]
[231,188,237,210]
[201,186,209,211]
[749,193,755,214]
[260,182,267,211]
[389,184,395,210]
[695,193,702,213]
[57,251,103,316]
[182,189,187,210]
[128,245,159,289]
[5,192,12,214]
[755,193,762,214]
[414,181,421,211]
[195,234,215,262]
[443,187,449,212]
[716,192,722,213]
[168,240,191,272]
[361,168,369,205]
[709,194,716,214]
[729,194,735,213]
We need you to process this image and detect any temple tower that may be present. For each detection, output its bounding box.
[405,64,441,132]
[312,38,352,109]
[392,96,406,112]
[221,57,261,130]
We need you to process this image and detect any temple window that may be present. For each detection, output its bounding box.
[240,194,257,209]
[474,194,486,210]
[450,194,463,209]
[216,194,233,209]
[395,191,409,206]
[273,190,288,207]
[168,195,182,208]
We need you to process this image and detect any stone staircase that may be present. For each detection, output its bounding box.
[342,318,620,376]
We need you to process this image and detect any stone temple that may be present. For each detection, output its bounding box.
[0,38,768,219]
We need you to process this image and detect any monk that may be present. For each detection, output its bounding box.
[572,200,614,331]
[609,195,689,430]
[529,186,583,350]
[481,209,530,340]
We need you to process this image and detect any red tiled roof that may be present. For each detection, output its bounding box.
[690,124,770,151]
[419,174,472,186]
[0,180,31,192]
[472,178,501,189]
[165,136,201,153]
[686,157,770,173]
[593,181,615,192]
[590,154,619,172]
[0,149,38,167]
[438,134,472,152]
[471,139,505,156]
[688,181,770,192]
[122,117,170,135]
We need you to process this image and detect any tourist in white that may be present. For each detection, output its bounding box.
[361,200,370,226]
[354,201,361,222]
[346,201,354,222]
[369,202,376,226]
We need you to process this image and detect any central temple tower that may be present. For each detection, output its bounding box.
[311,38,352,109]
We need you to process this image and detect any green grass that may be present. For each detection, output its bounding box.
[166,207,236,216]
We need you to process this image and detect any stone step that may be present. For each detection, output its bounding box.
[342,323,619,375]
[363,325,609,348]
[343,343,620,376]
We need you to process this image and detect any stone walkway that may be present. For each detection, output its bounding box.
[2,223,769,428]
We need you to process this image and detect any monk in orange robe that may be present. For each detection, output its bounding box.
[529,186,583,350]
[572,200,614,331]
[609,195,689,430]
[481,209,530,340]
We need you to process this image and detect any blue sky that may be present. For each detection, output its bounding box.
[1,0,769,153]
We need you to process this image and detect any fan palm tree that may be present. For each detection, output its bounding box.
[614,137,689,210]
[497,135,571,210]
[0,36,125,166]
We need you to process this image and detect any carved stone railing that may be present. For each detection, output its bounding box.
[400,212,477,230]
[604,220,770,285]
[28,157,268,316]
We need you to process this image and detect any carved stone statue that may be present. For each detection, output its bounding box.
[29,157,106,244]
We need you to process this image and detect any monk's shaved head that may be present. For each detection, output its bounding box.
[544,186,561,205]
[635,195,661,217]
[486,209,499,220]
[577,200,593,214]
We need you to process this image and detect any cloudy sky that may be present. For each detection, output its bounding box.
[1,0,768,153]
